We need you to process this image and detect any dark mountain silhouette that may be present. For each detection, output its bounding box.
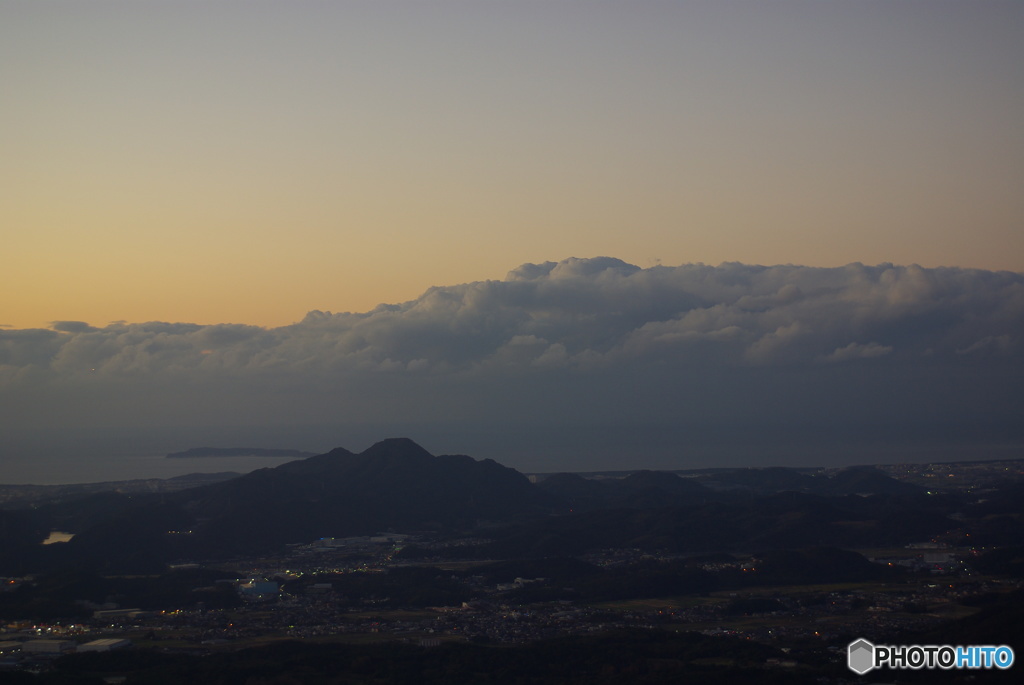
[0,509,48,574]
[698,465,925,497]
[616,471,711,500]
[449,488,956,560]
[538,470,715,511]
[818,465,924,495]
[537,472,597,500]
[1,440,966,575]
[55,438,548,570]
[703,466,821,493]
[537,465,923,512]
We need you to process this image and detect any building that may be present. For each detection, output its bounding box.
[78,639,132,653]
[23,640,76,655]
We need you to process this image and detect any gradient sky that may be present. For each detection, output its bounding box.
[2,2,1023,482]
[3,1,1022,331]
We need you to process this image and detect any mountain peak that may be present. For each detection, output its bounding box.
[360,437,434,460]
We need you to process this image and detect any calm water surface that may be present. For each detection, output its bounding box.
[1,453,304,485]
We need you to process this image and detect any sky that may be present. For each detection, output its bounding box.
[2,2,1023,482]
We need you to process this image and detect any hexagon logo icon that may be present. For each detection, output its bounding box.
[848,638,875,675]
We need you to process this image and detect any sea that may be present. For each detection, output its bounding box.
[0,452,305,486]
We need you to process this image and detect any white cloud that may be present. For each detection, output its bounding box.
[956,335,1014,356]
[2,258,1022,463]
[821,342,894,363]
[532,343,569,368]
[5,259,1023,378]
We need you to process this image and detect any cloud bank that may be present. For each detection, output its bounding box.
[2,258,1023,470]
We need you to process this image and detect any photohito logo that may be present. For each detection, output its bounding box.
[848,638,1014,675]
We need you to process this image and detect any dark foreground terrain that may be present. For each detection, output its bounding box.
[1,439,1022,683]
